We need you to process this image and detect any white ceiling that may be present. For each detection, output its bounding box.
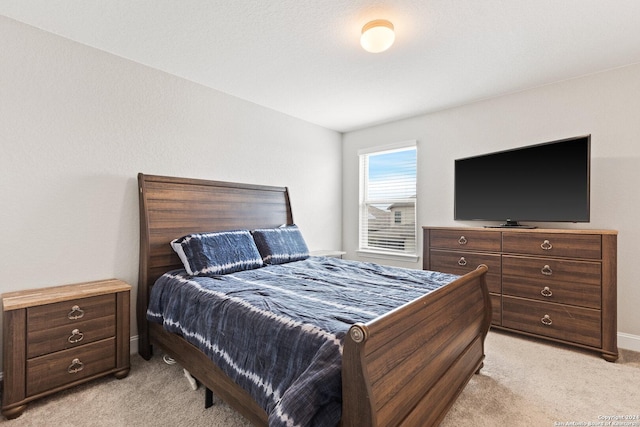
[3,1,640,132]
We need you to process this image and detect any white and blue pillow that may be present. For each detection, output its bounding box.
[251,225,310,265]
[171,230,264,276]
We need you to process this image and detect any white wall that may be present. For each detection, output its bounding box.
[343,63,640,350]
[0,17,342,360]
[3,13,638,360]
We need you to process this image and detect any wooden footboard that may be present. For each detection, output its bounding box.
[342,264,491,427]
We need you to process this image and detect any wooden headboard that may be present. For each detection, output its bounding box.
[137,173,293,357]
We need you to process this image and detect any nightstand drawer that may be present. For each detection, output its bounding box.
[502,296,601,348]
[429,229,501,252]
[27,294,116,332]
[503,232,601,259]
[27,316,116,358]
[26,338,116,396]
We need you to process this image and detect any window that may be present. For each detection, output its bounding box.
[359,141,417,257]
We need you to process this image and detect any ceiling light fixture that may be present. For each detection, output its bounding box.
[360,19,395,53]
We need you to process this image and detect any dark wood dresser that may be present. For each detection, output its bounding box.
[2,279,131,419]
[423,227,618,361]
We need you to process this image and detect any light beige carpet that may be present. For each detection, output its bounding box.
[3,331,639,426]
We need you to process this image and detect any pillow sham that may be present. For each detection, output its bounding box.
[171,230,264,276]
[251,225,310,265]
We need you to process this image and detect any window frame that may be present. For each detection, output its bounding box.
[357,140,418,262]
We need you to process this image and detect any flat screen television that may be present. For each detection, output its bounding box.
[454,135,590,227]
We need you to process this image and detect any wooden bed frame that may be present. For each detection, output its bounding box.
[137,173,492,427]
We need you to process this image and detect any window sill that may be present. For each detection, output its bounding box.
[356,250,420,263]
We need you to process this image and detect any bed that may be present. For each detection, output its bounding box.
[137,173,491,427]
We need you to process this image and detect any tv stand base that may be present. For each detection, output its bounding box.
[484,220,537,229]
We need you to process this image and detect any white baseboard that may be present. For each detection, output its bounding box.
[130,334,139,355]
[618,332,640,353]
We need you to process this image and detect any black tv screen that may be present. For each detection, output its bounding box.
[454,135,590,226]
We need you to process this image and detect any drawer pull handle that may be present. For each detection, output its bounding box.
[540,239,553,250]
[67,358,84,374]
[458,236,467,245]
[541,286,553,297]
[458,257,467,266]
[68,305,85,320]
[68,329,84,344]
[541,314,553,326]
[541,265,553,276]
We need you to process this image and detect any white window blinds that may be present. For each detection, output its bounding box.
[359,142,417,256]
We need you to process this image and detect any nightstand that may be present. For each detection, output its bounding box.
[310,250,346,259]
[2,279,131,419]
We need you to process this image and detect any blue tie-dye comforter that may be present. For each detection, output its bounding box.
[147,256,459,427]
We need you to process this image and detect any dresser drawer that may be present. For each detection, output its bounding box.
[26,338,116,397]
[27,294,116,332]
[502,256,601,309]
[502,296,601,348]
[490,294,501,326]
[429,229,501,252]
[430,250,502,294]
[502,232,601,259]
[27,316,116,358]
